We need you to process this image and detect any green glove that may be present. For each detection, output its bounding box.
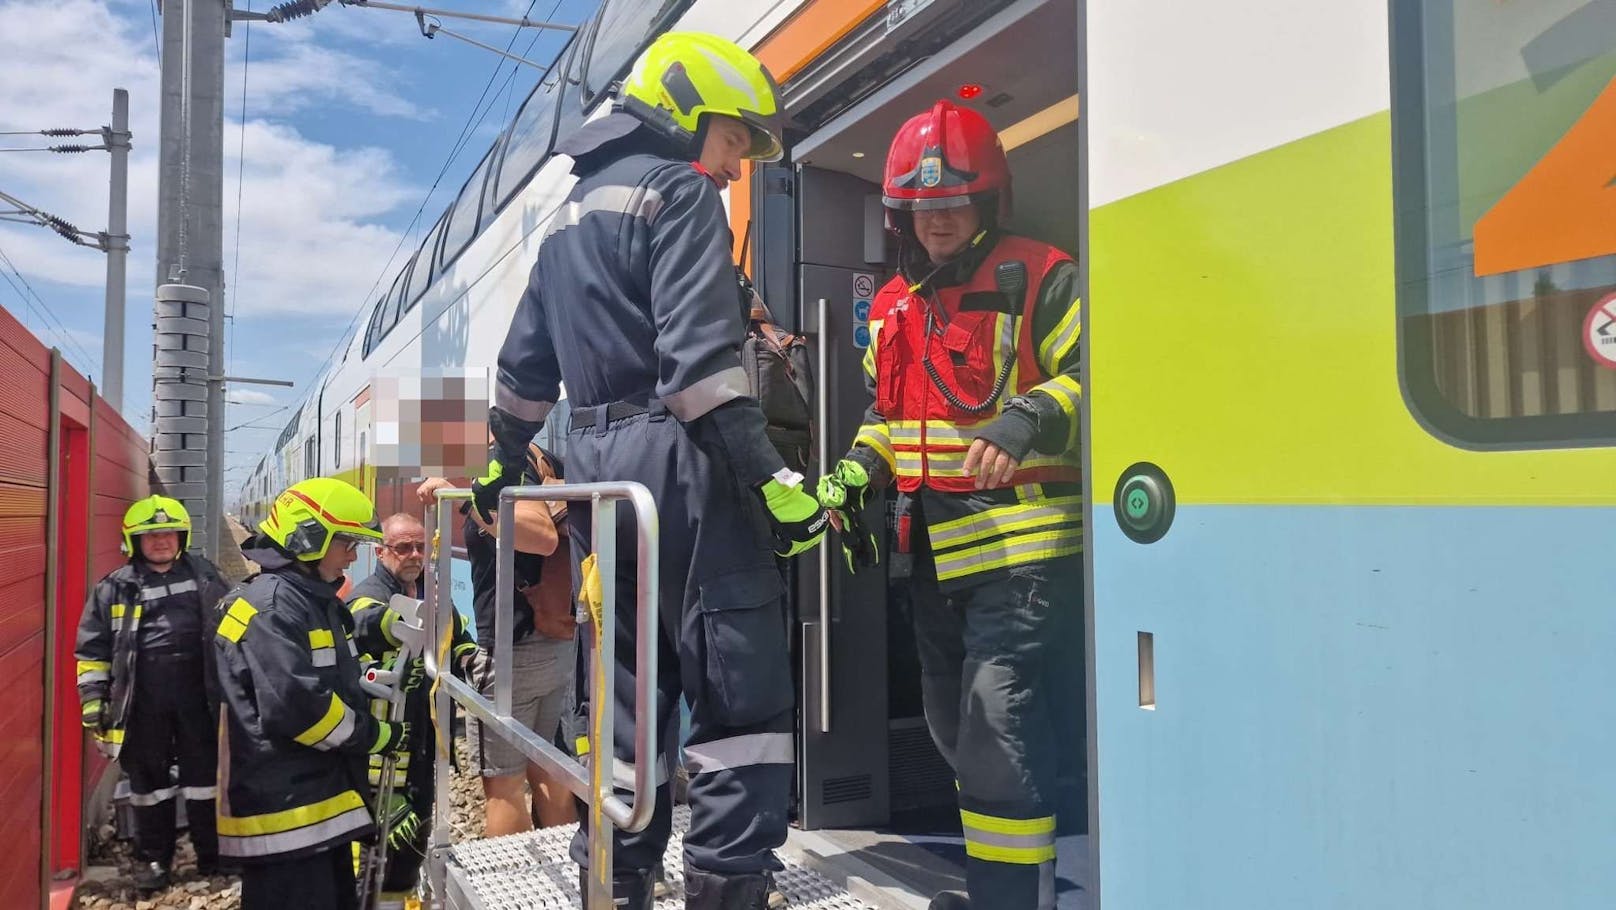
[370,720,412,755]
[381,794,422,851]
[816,459,879,572]
[81,698,107,731]
[757,470,829,557]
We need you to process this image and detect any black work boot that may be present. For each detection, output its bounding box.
[577,866,655,909]
[683,865,770,910]
[133,861,171,893]
[927,891,971,910]
[765,870,788,909]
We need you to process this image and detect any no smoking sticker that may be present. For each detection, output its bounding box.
[1583,293,1616,369]
[853,273,875,298]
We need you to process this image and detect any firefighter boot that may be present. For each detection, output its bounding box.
[683,866,770,910]
[133,861,172,893]
[927,892,970,910]
[577,866,655,909]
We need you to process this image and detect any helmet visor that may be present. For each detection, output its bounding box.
[738,109,784,162]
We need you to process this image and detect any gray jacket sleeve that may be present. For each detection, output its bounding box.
[492,259,561,457]
[646,166,785,486]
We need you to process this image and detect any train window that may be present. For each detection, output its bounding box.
[405,214,447,311]
[362,298,386,358]
[1392,0,1616,447]
[440,150,494,272]
[496,47,571,209]
[582,0,691,104]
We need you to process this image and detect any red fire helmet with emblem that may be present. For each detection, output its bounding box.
[881,99,1012,231]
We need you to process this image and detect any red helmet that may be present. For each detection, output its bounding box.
[882,100,1011,224]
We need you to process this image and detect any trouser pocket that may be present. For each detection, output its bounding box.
[697,567,791,728]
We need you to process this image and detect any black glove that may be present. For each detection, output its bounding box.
[370,720,412,755]
[381,794,423,851]
[397,656,425,695]
[471,407,542,523]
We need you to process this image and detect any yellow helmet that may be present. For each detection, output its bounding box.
[259,477,383,561]
[122,495,191,555]
[620,31,785,162]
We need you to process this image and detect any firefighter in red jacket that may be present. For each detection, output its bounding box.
[819,100,1082,910]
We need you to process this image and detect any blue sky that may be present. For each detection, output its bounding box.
[0,0,598,495]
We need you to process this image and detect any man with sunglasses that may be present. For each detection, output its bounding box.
[347,513,477,910]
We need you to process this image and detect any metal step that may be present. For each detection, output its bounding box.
[444,806,878,910]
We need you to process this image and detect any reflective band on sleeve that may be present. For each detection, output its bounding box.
[1037,299,1083,375]
[611,755,671,790]
[854,423,896,471]
[960,809,1057,865]
[308,629,335,649]
[663,366,750,421]
[683,732,794,775]
[311,648,337,668]
[295,693,357,751]
[128,786,178,806]
[1031,375,1082,416]
[216,598,258,644]
[76,660,111,685]
[182,786,216,801]
[494,383,556,424]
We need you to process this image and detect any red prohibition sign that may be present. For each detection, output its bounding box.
[1582,292,1616,369]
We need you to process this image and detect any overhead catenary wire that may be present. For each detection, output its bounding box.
[300,0,566,387]
[0,242,103,373]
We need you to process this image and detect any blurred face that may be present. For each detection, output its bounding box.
[913,204,982,264]
[380,518,426,585]
[697,115,752,188]
[137,530,180,569]
[317,534,362,583]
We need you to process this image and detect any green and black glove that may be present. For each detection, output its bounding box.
[381,793,423,851]
[370,720,412,756]
[80,698,107,732]
[757,470,829,557]
[816,459,879,573]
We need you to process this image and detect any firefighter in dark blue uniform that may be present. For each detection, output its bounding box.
[470,31,826,910]
[75,495,231,892]
[346,512,476,910]
[214,478,410,910]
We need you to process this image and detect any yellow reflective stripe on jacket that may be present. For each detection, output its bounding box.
[863,319,882,380]
[307,628,337,668]
[960,809,1057,864]
[216,598,258,643]
[934,528,1083,583]
[1037,298,1082,375]
[76,659,112,685]
[894,449,1078,480]
[294,693,357,751]
[1030,374,1082,417]
[218,789,371,858]
[854,422,896,471]
[928,497,1083,551]
[97,727,125,744]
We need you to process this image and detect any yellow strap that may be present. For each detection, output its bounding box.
[76,659,111,674]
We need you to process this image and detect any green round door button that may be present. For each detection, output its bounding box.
[1113,463,1175,544]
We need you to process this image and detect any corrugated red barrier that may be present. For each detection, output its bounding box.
[0,302,149,907]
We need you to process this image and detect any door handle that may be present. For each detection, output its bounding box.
[816,296,832,734]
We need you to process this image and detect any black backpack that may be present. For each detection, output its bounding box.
[738,268,814,473]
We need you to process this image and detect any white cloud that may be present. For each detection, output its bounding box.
[0,0,419,321]
[226,387,279,405]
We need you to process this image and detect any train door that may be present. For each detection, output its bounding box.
[1085,1,1616,908]
[766,0,1089,900]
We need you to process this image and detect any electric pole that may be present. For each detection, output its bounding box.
[154,0,226,557]
[103,89,130,413]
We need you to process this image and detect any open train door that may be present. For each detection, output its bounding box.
[1085,2,1616,908]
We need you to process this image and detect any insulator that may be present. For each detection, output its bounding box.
[265,0,324,23]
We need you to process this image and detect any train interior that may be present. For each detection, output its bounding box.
[752,0,1088,903]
